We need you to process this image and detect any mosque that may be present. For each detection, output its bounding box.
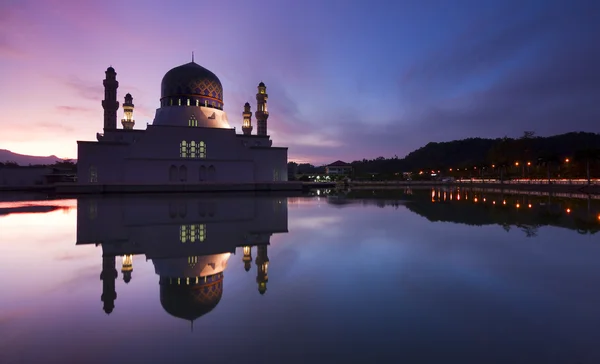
[76,195,288,324]
[76,58,288,186]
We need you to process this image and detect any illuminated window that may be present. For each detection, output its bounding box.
[196,99,199,106]
[169,98,173,106]
[190,141,197,158]
[189,114,197,127]
[180,224,206,243]
[188,256,198,268]
[89,166,97,183]
[204,100,208,107]
[180,225,187,243]
[178,98,181,106]
[199,141,206,158]
[212,101,216,107]
[186,98,190,106]
[180,141,187,157]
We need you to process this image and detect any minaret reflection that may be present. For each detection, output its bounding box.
[100,256,117,314]
[256,245,269,295]
[121,255,133,284]
[242,246,252,272]
[77,196,288,324]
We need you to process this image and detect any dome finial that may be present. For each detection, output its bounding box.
[192,51,194,63]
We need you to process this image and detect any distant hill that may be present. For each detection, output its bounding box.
[349,132,600,177]
[0,149,75,166]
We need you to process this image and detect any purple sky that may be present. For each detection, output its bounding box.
[0,0,598,164]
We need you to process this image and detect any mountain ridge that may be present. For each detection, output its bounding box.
[0,149,76,166]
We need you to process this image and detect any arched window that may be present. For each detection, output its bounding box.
[199,141,206,158]
[196,99,199,107]
[186,98,190,106]
[180,141,187,157]
[169,165,177,182]
[208,165,216,181]
[189,141,197,158]
[169,98,173,106]
[179,165,188,182]
[204,100,208,107]
[178,98,181,106]
[273,169,279,181]
[89,166,97,183]
[199,165,206,181]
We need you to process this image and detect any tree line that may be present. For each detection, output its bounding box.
[290,132,600,180]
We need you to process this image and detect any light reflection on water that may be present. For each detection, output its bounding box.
[0,189,600,364]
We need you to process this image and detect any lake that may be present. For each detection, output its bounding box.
[1,187,600,363]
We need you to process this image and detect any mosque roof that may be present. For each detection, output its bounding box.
[161,61,223,102]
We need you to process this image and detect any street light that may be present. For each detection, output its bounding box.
[527,162,531,166]
[565,158,570,163]
[515,162,520,166]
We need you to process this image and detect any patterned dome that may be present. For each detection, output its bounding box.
[161,62,223,103]
[159,272,223,321]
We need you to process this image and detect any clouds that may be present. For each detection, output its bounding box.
[0,0,598,163]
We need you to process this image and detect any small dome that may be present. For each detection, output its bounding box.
[106,66,115,73]
[244,102,250,106]
[125,93,132,98]
[258,81,265,87]
[161,62,223,103]
[160,273,223,321]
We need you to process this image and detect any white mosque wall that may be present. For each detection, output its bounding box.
[153,106,230,129]
[77,142,128,184]
[77,126,288,184]
[251,147,289,182]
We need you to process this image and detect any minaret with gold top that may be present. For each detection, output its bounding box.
[255,82,269,136]
[242,102,253,135]
[121,93,135,129]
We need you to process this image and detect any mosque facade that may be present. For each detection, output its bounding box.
[77,60,288,185]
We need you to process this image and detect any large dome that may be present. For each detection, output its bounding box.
[160,62,223,104]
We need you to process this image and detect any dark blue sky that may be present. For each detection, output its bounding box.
[0,0,598,163]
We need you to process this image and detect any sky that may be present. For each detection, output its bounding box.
[0,0,598,164]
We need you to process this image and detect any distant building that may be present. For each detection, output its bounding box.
[77,60,288,186]
[325,160,352,175]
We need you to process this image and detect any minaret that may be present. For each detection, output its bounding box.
[121,254,133,283]
[255,82,269,136]
[121,94,135,130]
[102,67,119,131]
[242,102,253,135]
[242,245,252,272]
[100,255,118,314]
[255,245,269,295]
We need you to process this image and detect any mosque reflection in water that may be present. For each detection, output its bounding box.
[76,196,287,323]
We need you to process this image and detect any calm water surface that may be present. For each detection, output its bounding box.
[1,188,600,363]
